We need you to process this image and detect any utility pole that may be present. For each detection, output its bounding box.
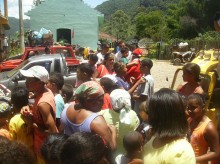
[19,0,25,53]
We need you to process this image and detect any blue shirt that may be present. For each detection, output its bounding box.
[55,94,64,118]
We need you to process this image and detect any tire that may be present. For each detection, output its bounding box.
[173,58,182,66]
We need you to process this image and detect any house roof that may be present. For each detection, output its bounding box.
[99,32,117,41]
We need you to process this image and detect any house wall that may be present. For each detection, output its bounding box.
[27,0,103,50]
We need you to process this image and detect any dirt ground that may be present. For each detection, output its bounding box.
[151,60,183,92]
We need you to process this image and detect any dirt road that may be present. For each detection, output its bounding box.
[151,60,182,91]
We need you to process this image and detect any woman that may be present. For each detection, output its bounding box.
[99,89,140,157]
[143,88,196,163]
[176,63,204,97]
[60,81,116,150]
[114,62,130,91]
[114,62,144,94]
[95,53,115,78]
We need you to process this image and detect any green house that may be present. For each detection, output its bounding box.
[26,0,104,50]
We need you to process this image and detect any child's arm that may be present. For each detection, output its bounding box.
[129,77,146,95]
[126,60,138,68]
[196,122,219,162]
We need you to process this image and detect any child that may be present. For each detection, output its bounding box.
[133,58,154,114]
[60,132,113,164]
[125,48,142,87]
[100,76,118,110]
[75,63,94,87]
[46,72,65,128]
[187,93,219,163]
[41,133,68,164]
[137,101,152,143]
[88,54,98,69]
[0,98,12,140]
[61,84,74,108]
[0,136,36,164]
[115,131,143,164]
[9,86,33,150]
[120,47,129,65]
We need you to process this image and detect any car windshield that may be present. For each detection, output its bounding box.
[5,60,29,78]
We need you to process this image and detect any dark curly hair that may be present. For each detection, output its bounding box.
[59,132,112,164]
[0,136,36,164]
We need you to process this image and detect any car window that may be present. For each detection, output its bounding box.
[18,60,52,81]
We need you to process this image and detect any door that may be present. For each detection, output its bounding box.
[57,28,71,44]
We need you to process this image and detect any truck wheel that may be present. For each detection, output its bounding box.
[173,58,181,66]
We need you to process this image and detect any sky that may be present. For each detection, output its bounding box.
[6,0,107,19]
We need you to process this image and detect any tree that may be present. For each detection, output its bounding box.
[134,11,169,42]
[108,10,132,41]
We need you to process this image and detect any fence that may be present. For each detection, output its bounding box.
[152,40,220,60]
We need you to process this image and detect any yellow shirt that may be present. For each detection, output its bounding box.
[144,136,196,164]
[9,114,33,150]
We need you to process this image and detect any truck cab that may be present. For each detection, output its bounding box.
[0,45,79,72]
[0,54,77,91]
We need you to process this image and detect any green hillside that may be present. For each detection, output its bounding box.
[5,17,30,38]
[95,0,179,19]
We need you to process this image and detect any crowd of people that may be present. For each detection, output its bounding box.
[0,41,220,164]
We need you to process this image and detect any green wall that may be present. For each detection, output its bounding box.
[26,0,104,50]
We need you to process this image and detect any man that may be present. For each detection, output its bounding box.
[114,41,132,63]
[20,66,58,163]
[3,35,8,55]
[97,43,110,64]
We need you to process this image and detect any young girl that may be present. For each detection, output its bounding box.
[176,63,204,97]
[143,88,195,163]
[187,93,219,164]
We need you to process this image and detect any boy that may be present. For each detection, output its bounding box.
[61,84,74,108]
[137,101,152,143]
[133,58,154,114]
[9,86,33,150]
[46,72,64,128]
[115,131,143,164]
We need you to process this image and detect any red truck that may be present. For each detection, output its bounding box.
[0,45,79,72]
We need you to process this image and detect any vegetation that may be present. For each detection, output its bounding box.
[5,0,220,59]
[96,0,220,42]
[6,17,30,38]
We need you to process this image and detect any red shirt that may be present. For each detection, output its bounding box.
[102,93,112,110]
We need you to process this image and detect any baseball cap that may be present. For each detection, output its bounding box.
[20,66,49,83]
[133,48,143,57]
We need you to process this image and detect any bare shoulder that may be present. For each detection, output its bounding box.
[176,82,187,91]
[205,121,217,134]
[196,85,205,94]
